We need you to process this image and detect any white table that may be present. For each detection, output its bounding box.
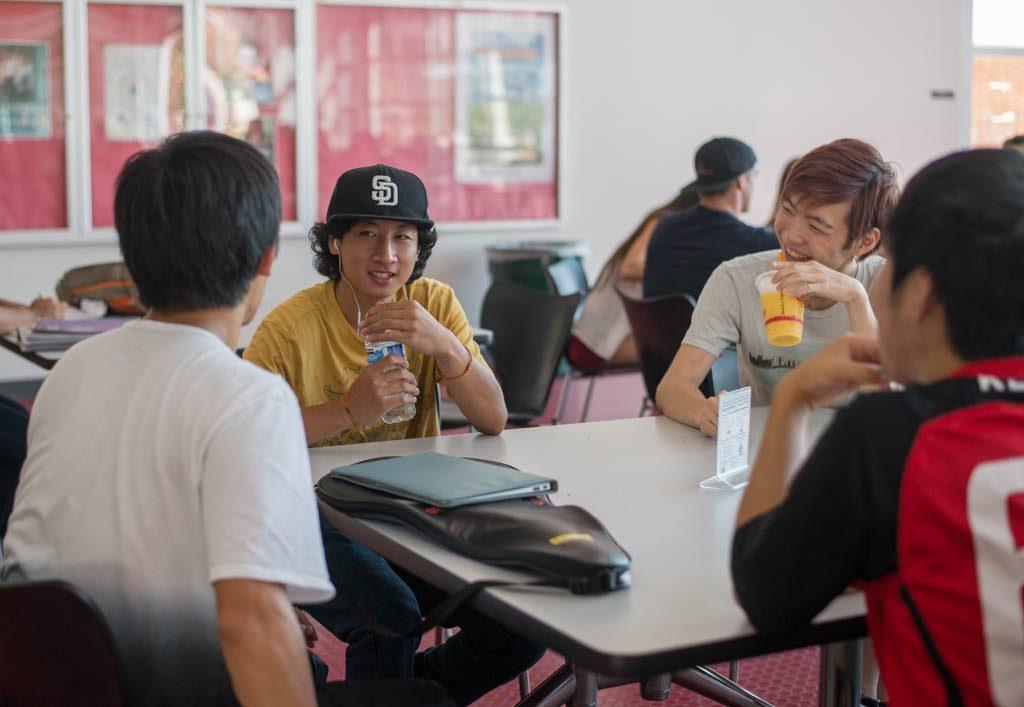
[311,411,866,706]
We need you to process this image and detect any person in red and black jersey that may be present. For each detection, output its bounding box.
[731,147,1024,707]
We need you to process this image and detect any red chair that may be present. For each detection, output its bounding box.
[616,287,738,414]
[0,580,125,706]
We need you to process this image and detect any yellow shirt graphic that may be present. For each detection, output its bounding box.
[244,278,488,447]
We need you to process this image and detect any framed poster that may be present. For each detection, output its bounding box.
[0,42,51,139]
[453,12,556,185]
[0,2,66,232]
[317,4,561,225]
[205,6,296,220]
[88,3,185,228]
[103,44,168,142]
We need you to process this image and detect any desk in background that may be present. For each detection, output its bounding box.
[0,334,61,371]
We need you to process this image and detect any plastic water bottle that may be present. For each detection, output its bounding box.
[366,341,417,424]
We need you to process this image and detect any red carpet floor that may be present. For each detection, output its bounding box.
[309,616,820,706]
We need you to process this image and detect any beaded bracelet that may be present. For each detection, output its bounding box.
[439,344,473,383]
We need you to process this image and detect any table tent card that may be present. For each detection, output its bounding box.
[700,386,752,492]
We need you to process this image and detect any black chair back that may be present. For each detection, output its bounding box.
[545,259,590,296]
[481,282,581,419]
[0,580,124,705]
[616,287,714,402]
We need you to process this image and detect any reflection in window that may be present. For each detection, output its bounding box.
[972,55,1024,146]
[88,3,184,227]
[206,7,296,220]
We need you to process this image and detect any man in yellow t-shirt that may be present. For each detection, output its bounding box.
[245,165,541,706]
[244,276,485,446]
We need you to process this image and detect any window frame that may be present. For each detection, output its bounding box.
[967,0,1024,148]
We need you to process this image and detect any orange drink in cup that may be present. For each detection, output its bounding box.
[756,270,804,347]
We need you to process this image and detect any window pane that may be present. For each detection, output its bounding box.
[88,4,185,228]
[973,0,1024,49]
[206,7,296,221]
[972,54,1024,146]
[316,6,558,223]
[0,2,67,230]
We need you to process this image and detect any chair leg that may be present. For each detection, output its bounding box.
[580,376,598,423]
[638,396,650,418]
[518,670,531,699]
[433,626,451,647]
[553,372,575,425]
[673,666,772,706]
[729,659,739,682]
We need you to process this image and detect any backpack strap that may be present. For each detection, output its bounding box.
[899,584,965,707]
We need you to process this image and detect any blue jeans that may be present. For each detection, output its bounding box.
[0,395,29,539]
[302,517,545,706]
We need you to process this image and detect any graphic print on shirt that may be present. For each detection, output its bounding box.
[748,351,799,370]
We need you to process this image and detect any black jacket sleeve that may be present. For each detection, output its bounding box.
[731,403,874,635]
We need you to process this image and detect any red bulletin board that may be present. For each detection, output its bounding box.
[0,2,67,230]
[316,5,559,224]
[206,7,297,220]
[88,3,185,228]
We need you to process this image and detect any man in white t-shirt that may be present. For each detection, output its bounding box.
[0,132,337,706]
[656,139,900,436]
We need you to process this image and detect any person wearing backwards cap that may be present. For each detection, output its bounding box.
[642,137,778,300]
[244,164,542,706]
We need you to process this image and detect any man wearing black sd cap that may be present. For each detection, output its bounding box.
[245,165,543,706]
[643,136,777,299]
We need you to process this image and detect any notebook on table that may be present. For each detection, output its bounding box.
[330,452,557,508]
[15,317,133,352]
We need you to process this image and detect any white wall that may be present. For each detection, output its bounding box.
[0,0,968,381]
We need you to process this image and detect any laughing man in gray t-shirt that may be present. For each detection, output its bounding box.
[656,139,900,437]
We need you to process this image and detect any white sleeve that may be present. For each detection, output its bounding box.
[201,383,334,605]
[681,263,742,358]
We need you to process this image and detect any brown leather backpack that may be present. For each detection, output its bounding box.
[55,262,143,315]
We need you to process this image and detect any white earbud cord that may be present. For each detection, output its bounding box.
[339,253,363,331]
[337,249,408,339]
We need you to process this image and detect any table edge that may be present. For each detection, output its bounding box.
[317,500,867,677]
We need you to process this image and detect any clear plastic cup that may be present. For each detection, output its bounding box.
[755,271,804,347]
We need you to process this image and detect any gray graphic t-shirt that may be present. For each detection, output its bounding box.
[681,250,885,405]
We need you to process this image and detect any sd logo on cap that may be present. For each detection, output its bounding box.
[326,164,434,229]
[371,175,398,206]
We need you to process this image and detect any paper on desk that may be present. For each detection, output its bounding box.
[714,387,752,486]
[63,300,109,320]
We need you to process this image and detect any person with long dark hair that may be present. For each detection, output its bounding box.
[567,186,698,369]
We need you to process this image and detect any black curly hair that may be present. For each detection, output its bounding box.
[309,218,438,282]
